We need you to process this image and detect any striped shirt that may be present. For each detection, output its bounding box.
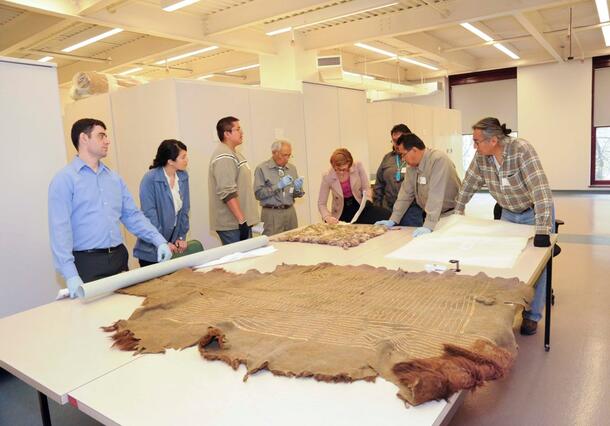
[455,137,554,234]
[208,142,259,231]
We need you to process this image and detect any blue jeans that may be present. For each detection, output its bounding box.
[398,202,425,227]
[217,229,239,245]
[501,207,555,322]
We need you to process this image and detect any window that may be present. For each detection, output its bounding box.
[592,56,610,185]
[594,127,610,181]
[461,132,518,172]
[449,68,517,178]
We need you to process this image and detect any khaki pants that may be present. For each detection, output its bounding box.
[261,205,298,236]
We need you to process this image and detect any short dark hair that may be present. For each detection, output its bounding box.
[150,139,187,169]
[70,118,106,150]
[396,133,426,150]
[391,123,411,135]
[216,116,239,142]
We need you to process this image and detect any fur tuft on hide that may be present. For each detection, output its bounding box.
[392,340,514,405]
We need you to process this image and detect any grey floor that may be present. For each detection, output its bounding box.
[451,194,610,426]
[0,368,101,425]
[1,193,609,426]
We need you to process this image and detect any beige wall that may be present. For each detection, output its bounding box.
[518,60,592,190]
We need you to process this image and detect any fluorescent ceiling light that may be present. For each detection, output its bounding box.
[493,43,520,60]
[460,22,493,42]
[343,71,375,80]
[266,27,292,36]
[154,46,218,65]
[354,42,397,58]
[162,0,200,12]
[595,0,610,46]
[197,74,214,80]
[226,64,260,73]
[62,28,123,53]
[461,22,520,60]
[295,2,398,29]
[603,26,610,47]
[117,67,142,76]
[596,0,610,21]
[354,42,439,70]
[399,57,439,70]
[38,56,53,62]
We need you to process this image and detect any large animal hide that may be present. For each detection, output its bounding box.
[104,263,531,406]
[271,223,386,249]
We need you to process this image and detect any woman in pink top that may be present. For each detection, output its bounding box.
[318,148,391,224]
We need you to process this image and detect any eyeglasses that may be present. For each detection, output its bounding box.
[334,165,350,173]
[473,136,490,146]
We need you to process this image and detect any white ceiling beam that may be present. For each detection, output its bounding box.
[514,11,563,62]
[263,0,400,34]
[57,36,186,84]
[0,11,64,55]
[300,0,577,50]
[203,0,333,36]
[389,33,478,70]
[4,0,276,55]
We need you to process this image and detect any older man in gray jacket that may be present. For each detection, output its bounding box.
[375,133,461,237]
[253,140,304,236]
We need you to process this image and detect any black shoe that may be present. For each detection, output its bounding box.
[520,318,538,336]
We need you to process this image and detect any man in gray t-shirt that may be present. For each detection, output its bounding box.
[253,140,304,236]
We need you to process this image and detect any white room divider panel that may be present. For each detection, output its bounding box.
[108,80,182,262]
[367,100,463,182]
[303,82,370,222]
[0,57,67,317]
[366,101,393,176]
[303,83,343,221]
[174,80,253,250]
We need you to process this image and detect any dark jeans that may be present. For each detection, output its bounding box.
[398,202,425,227]
[217,227,252,245]
[340,198,392,224]
[138,259,156,267]
[73,244,129,283]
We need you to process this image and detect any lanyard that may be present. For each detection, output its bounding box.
[394,154,404,182]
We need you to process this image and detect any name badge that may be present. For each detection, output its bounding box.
[501,177,510,187]
[289,187,294,194]
[418,176,427,185]
[401,167,407,174]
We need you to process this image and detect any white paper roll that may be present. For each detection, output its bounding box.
[77,236,269,301]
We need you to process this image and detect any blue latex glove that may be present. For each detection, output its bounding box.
[375,220,396,228]
[277,175,293,189]
[293,177,304,192]
[157,243,172,262]
[412,226,432,238]
[66,276,84,299]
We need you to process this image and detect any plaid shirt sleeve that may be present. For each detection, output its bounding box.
[454,156,484,214]
[520,143,554,234]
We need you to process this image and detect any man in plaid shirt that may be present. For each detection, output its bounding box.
[455,117,555,336]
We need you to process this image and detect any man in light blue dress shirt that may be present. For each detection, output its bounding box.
[48,118,171,298]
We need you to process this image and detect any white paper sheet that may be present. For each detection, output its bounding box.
[386,215,534,269]
[77,236,269,301]
[194,246,277,269]
[350,191,368,224]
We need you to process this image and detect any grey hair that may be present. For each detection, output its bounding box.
[271,139,291,152]
[472,117,512,142]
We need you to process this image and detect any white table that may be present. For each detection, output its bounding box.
[0,227,554,425]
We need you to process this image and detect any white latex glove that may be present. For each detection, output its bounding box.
[157,243,172,262]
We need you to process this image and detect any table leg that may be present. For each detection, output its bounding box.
[38,391,52,426]
[544,252,553,352]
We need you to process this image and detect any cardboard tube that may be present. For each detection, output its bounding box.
[77,236,269,301]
